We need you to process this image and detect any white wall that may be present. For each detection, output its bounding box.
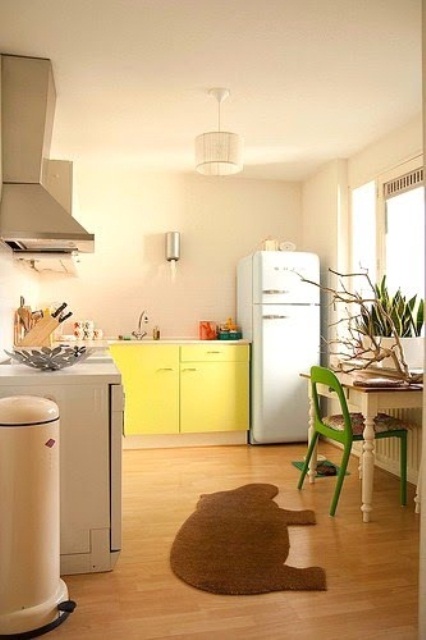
[348,113,422,188]
[38,167,302,338]
[302,159,349,274]
[1,113,421,347]
[300,115,422,361]
[301,158,349,360]
[0,245,40,356]
[302,113,422,276]
[302,113,422,267]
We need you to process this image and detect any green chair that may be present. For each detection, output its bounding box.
[298,365,408,516]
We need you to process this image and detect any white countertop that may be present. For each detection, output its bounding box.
[56,338,250,347]
[106,338,251,345]
[0,362,122,385]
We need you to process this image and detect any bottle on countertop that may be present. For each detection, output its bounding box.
[153,326,160,340]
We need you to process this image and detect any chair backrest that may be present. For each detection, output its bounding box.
[310,366,353,447]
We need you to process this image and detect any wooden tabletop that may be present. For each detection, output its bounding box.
[300,370,423,392]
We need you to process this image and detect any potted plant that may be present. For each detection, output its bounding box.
[353,275,424,372]
[302,269,424,383]
[356,275,424,338]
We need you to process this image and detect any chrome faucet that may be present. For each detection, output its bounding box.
[132,310,149,340]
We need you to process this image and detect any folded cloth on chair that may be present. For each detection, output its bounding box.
[323,412,408,436]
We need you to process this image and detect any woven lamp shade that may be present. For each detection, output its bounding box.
[195,131,243,176]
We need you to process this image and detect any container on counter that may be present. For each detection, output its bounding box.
[199,321,217,340]
[218,330,242,340]
[152,326,160,340]
[218,317,242,340]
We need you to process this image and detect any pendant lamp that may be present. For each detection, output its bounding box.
[195,88,243,176]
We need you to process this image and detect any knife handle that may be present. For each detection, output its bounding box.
[52,302,67,318]
[59,311,73,323]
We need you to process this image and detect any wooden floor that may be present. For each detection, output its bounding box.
[56,442,420,640]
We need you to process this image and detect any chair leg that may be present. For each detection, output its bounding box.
[399,431,407,506]
[330,445,352,517]
[298,432,319,490]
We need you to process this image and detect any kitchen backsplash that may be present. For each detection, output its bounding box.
[0,248,40,357]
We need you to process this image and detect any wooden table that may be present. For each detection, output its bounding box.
[301,371,423,522]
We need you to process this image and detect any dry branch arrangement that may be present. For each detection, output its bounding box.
[302,269,424,384]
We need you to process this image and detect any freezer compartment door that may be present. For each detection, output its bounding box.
[251,304,320,444]
[252,251,320,304]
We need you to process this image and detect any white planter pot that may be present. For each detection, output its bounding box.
[378,336,424,370]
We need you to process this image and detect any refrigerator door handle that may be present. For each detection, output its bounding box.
[262,314,289,319]
[262,289,289,294]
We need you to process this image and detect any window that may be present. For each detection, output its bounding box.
[381,170,424,299]
[350,180,376,296]
[350,159,425,300]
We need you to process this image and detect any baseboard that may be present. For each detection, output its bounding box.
[122,431,249,449]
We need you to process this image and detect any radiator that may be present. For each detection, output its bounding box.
[351,408,422,485]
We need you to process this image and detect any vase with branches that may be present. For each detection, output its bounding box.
[302,269,424,383]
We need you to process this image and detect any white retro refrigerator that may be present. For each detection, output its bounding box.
[237,251,320,444]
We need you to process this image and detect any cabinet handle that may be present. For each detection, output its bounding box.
[157,367,174,372]
[206,350,222,354]
[262,314,288,319]
[182,367,197,372]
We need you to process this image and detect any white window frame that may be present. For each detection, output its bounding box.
[350,154,424,288]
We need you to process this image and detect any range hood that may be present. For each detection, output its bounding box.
[0,54,94,253]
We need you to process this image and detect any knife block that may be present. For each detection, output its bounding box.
[17,316,60,348]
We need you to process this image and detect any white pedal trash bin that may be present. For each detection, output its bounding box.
[0,396,76,638]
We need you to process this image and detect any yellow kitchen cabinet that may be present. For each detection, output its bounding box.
[109,344,179,435]
[180,344,249,433]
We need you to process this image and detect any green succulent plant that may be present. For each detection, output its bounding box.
[356,275,424,338]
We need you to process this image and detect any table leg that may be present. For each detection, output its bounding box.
[361,414,376,522]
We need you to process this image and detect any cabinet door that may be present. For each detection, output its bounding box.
[180,360,249,433]
[0,383,110,556]
[110,345,179,435]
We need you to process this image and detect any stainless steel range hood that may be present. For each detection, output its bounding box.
[0,54,94,253]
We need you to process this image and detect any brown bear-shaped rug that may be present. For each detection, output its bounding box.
[170,483,326,595]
